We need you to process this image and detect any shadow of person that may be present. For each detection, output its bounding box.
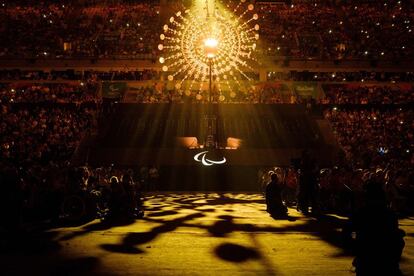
[207,215,237,237]
[214,243,261,262]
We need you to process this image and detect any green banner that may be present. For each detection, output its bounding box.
[102,82,127,98]
[292,82,318,98]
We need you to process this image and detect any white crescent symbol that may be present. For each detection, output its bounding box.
[206,157,226,165]
[109,85,119,92]
[202,153,214,166]
[194,151,226,166]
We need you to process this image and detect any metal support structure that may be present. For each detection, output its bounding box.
[209,58,212,103]
[205,57,217,149]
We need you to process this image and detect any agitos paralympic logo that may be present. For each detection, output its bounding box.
[193,151,226,166]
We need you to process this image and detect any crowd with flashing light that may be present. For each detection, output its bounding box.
[0,83,100,158]
[0,82,99,103]
[1,69,414,83]
[322,84,414,104]
[0,2,162,58]
[255,1,413,60]
[325,108,413,168]
[0,1,412,60]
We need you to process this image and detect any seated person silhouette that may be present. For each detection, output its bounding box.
[344,179,405,276]
[266,173,288,218]
[108,176,127,219]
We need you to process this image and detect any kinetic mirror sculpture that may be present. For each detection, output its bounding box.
[158,0,260,100]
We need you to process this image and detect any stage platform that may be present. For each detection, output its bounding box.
[77,104,338,191]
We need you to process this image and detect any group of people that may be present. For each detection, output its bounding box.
[263,163,413,217]
[0,81,101,224]
[0,1,161,58]
[0,82,99,104]
[64,165,153,221]
[0,1,412,60]
[0,82,99,169]
[325,108,413,169]
[0,80,155,224]
[322,84,414,104]
[257,1,413,60]
[0,69,157,82]
[126,85,298,104]
[2,69,414,83]
[263,152,408,275]
[267,71,414,83]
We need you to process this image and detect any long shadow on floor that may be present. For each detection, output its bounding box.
[59,217,136,242]
[100,212,205,254]
[99,193,351,258]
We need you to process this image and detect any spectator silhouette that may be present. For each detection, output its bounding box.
[121,173,136,216]
[297,150,319,214]
[266,173,288,218]
[108,176,126,218]
[344,178,405,276]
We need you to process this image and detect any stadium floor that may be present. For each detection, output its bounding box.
[2,192,414,276]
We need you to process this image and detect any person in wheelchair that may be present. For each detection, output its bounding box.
[106,174,144,220]
[107,176,128,219]
[121,173,140,217]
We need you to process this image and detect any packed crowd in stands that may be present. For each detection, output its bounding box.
[0,82,99,165]
[325,108,413,168]
[125,85,294,104]
[0,1,162,58]
[0,69,157,81]
[322,84,414,104]
[0,1,412,60]
[1,105,96,165]
[319,107,414,213]
[257,1,413,60]
[0,82,99,103]
[0,81,100,223]
[2,69,413,83]
[267,71,414,82]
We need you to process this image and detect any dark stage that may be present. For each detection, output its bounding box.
[77,104,337,190]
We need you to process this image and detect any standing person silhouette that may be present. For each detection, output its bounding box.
[297,150,319,214]
[344,179,405,276]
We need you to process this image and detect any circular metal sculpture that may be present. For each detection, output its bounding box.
[159,0,259,96]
